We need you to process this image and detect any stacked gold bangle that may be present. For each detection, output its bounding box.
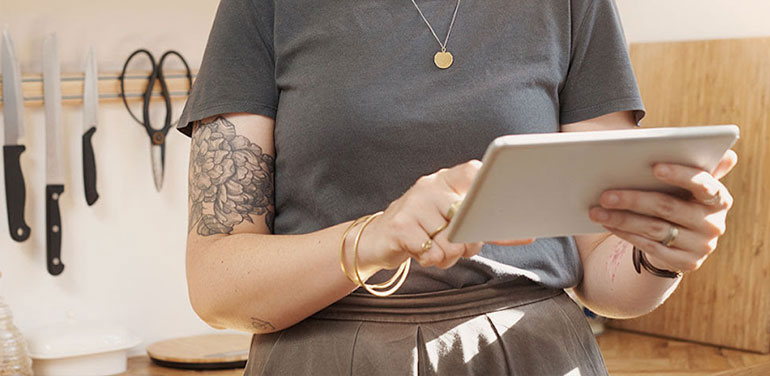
[339,211,411,297]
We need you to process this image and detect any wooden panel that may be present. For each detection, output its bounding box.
[608,38,770,353]
[596,329,770,376]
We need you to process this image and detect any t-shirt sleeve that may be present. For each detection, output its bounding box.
[176,0,278,137]
[559,0,645,125]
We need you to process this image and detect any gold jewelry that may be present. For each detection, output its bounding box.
[339,215,371,284]
[660,225,679,247]
[409,0,462,69]
[341,213,407,289]
[353,212,411,297]
[427,200,463,238]
[420,239,433,254]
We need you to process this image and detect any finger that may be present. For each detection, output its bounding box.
[432,235,469,269]
[599,190,707,232]
[711,149,738,180]
[603,226,702,272]
[462,242,484,258]
[589,207,713,256]
[652,163,727,206]
[486,238,536,246]
[438,159,482,194]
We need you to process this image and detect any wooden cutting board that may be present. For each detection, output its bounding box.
[147,333,252,370]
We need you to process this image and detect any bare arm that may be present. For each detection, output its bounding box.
[185,113,512,333]
[563,112,736,318]
[186,113,379,333]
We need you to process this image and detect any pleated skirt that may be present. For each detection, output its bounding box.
[243,278,608,376]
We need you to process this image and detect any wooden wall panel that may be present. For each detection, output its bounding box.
[608,38,770,353]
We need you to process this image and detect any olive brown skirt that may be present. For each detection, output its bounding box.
[243,278,608,375]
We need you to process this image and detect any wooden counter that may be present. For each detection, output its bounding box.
[597,329,770,376]
[124,357,243,376]
[123,329,770,375]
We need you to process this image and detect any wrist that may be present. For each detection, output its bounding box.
[633,247,683,279]
[341,219,383,283]
[644,252,680,274]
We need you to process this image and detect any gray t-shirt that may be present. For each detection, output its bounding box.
[177,0,645,293]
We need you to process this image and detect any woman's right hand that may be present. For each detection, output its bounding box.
[354,160,535,272]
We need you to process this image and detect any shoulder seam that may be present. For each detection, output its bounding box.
[570,0,598,58]
[245,0,276,64]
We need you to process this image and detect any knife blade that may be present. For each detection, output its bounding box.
[82,47,99,205]
[1,29,31,242]
[43,33,65,276]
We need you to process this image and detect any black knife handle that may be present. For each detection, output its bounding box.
[3,145,31,242]
[46,184,65,276]
[82,126,99,206]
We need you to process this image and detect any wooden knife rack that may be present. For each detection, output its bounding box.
[0,70,196,106]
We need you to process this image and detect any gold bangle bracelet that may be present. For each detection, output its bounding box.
[339,215,370,285]
[340,212,408,290]
[353,211,411,297]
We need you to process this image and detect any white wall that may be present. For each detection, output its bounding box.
[0,0,223,356]
[616,0,770,43]
[1,0,770,357]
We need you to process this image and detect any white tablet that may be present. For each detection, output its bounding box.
[444,125,740,243]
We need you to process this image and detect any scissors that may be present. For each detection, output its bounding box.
[119,49,192,191]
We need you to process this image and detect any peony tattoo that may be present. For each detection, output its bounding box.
[188,116,275,235]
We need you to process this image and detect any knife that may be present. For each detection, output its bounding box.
[82,47,99,205]
[1,30,31,242]
[43,34,65,276]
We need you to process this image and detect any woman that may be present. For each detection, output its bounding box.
[177,0,737,374]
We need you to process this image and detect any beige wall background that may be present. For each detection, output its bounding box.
[617,0,770,42]
[0,0,768,356]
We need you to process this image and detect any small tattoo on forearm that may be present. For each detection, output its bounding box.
[188,116,275,235]
[607,240,631,282]
[250,317,275,331]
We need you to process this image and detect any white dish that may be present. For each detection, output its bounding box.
[26,321,141,376]
[445,125,739,243]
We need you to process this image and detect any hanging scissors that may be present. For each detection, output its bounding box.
[119,49,192,191]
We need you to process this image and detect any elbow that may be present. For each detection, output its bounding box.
[185,241,286,334]
[572,285,663,320]
[187,271,285,334]
[187,281,228,330]
[186,241,230,330]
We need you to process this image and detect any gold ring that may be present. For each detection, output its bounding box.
[429,223,449,239]
[446,200,463,220]
[660,225,679,247]
[427,200,464,239]
[420,239,433,254]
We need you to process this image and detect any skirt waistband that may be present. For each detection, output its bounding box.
[312,278,563,324]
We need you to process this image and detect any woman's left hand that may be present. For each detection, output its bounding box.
[588,150,739,273]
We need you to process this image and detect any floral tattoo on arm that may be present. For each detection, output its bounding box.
[188,116,275,235]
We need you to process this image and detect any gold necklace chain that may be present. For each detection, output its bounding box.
[409,0,462,69]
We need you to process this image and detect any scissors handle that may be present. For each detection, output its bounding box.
[118,49,193,137]
[156,50,192,134]
[118,49,155,129]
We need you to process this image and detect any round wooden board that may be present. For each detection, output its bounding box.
[146,333,252,365]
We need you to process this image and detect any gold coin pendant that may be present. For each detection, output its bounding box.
[434,51,454,69]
